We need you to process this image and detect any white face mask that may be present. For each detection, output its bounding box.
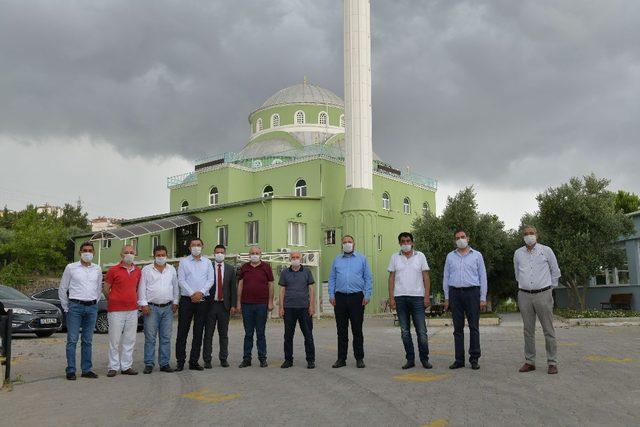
[400,244,412,253]
[123,254,135,264]
[155,256,167,265]
[191,246,202,257]
[524,235,537,246]
[290,259,301,268]
[214,253,225,263]
[456,238,468,249]
[80,252,94,263]
[250,254,260,263]
[342,242,354,253]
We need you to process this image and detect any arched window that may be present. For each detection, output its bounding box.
[295,110,305,125]
[256,118,263,133]
[262,185,274,198]
[209,187,219,206]
[340,114,345,128]
[271,114,280,128]
[382,192,390,210]
[422,202,430,215]
[318,111,328,126]
[180,200,189,212]
[403,197,411,214]
[295,179,307,197]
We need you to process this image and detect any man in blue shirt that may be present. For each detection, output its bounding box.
[329,235,373,369]
[443,230,488,370]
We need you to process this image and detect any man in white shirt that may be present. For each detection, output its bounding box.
[388,232,432,370]
[175,238,214,371]
[514,225,561,375]
[59,241,103,380]
[138,245,179,374]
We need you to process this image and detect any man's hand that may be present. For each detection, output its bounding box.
[103,283,112,296]
[330,298,336,307]
[278,307,285,318]
[235,304,241,314]
[480,301,487,311]
[172,304,178,314]
[268,301,274,311]
[444,299,449,312]
[389,297,396,311]
[424,295,431,309]
[191,291,203,303]
[362,298,369,306]
[308,305,315,317]
[141,305,150,316]
[230,307,237,315]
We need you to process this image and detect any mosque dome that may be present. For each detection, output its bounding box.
[259,81,344,109]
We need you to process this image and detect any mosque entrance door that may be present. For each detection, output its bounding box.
[175,223,199,257]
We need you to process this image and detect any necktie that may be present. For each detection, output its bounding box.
[217,264,223,301]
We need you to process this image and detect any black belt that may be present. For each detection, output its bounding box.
[149,302,172,307]
[519,286,552,294]
[70,299,97,306]
[450,286,480,292]
[180,295,209,303]
[335,291,364,296]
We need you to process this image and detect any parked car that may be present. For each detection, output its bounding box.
[0,284,63,338]
[31,287,144,334]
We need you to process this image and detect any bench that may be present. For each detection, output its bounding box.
[600,293,633,311]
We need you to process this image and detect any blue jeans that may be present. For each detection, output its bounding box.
[395,296,429,362]
[65,302,98,374]
[143,304,173,367]
[241,303,268,361]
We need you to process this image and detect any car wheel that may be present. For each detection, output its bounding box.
[95,312,109,334]
[35,331,55,338]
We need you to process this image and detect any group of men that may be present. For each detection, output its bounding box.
[58,224,561,379]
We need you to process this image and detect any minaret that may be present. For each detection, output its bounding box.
[341,0,377,282]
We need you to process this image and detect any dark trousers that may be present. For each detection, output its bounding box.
[203,301,230,363]
[334,292,365,361]
[450,287,481,364]
[175,296,208,366]
[241,303,268,361]
[283,307,315,362]
[395,296,429,362]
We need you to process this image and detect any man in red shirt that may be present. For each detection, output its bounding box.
[104,245,141,377]
[236,246,274,368]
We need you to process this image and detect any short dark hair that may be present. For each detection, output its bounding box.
[454,229,468,237]
[398,232,413,243]
[153,245,168,256]
[214,244,226,251]
[342,234,355,242]
[79,241,94,252]
[189,238,204,246]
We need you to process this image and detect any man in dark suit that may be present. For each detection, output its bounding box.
[203,244,237,368]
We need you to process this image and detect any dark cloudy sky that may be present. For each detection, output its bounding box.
[1,0,639,227]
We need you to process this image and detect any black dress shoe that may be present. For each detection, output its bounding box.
[421,360,433,369]
[238,359,252,368]
[402,361,415,370]
[175,364,184,372]
[189,363,204,371]
[160,365,174,373]
[143,365,153,374]
[259,360,268,368]
[66,373,76,381]
[220,360,229,368]
[449,362,465,369]
[471,362,480,370]
[280,360,293,369]
[356,359,366,369]
[307,361,315,369]
[81,371,99,379]
[204,362,212,369]
[332,359,346,368]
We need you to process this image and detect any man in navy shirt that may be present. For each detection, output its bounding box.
[278,251,316,369]
[328,235,372,369]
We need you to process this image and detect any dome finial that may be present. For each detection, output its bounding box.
[303,76,309,85]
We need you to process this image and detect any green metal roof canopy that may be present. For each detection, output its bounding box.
[90,214,201,241]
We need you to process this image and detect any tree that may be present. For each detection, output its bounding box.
[412,187,517,305]
[60,203,90,231]
[613,190,640,214]
[527,174,634,310]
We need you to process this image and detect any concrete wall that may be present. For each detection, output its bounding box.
[555,284,640,311]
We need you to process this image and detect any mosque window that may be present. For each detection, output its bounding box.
[271,114,280,127]
[262,185,274,198]
[209,187,219,206]
[319,111,328,126]
[422,202,430,215]
[180,200,189,212]
[324,229,336,245]
[295,179,307,197]
[403,197,411,214]
[288,222,306,246]
[256,118,263,133]
[246,221,259,245]
[377,234,383,251]
[340,114,345,128]
[295,110,305,125]
[382,192,390,210]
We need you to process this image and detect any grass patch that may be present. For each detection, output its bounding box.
[433,312,499,319]
[554,308,640,319]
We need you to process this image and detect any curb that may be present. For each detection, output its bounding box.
[559,317,640,327]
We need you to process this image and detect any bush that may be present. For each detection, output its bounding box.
[496,298,518,313]
[0,263,27,286]
[554,308,640,318]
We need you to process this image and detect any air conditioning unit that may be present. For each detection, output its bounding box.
[276,248,290,253]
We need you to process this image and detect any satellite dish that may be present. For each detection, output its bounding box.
[272,158,283,165]
[252,160,263,168]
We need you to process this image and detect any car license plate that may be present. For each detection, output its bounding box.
[40,318,57,325]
